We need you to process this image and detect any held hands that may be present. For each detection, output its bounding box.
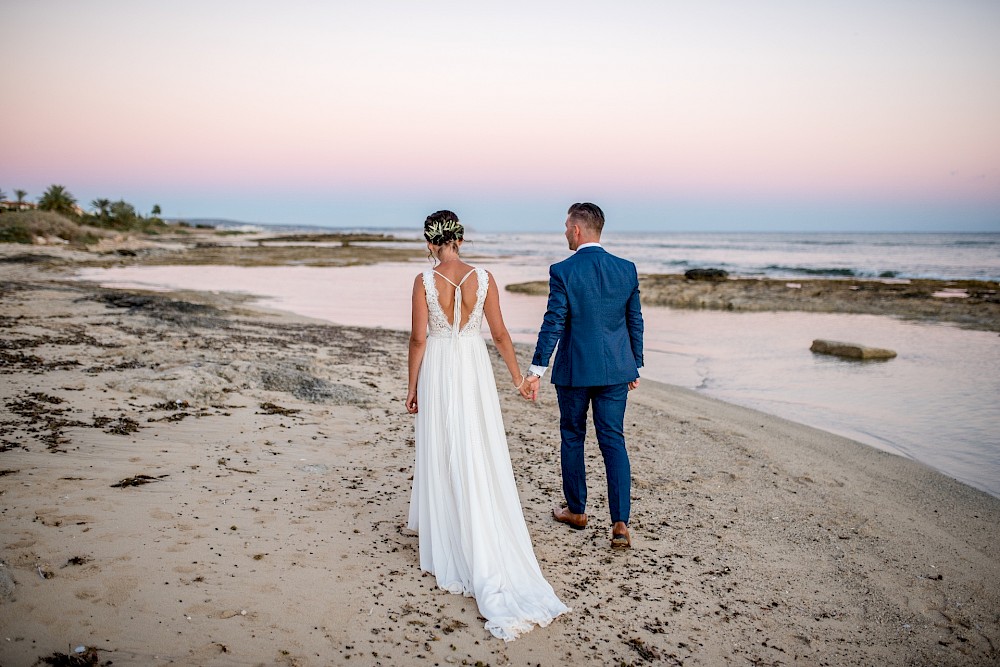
[514,375,533,401]
[513,373,538,401]
[523,374,540,402]
[412,373,629,411]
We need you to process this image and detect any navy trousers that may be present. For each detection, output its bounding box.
[555,383,631,524]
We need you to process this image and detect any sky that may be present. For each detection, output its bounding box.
[2,1,998,232]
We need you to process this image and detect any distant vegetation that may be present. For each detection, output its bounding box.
[1,183,182,245]
[85,195,168,234]
[0,210,104,246]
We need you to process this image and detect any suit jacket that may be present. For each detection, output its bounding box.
[531,246,644,387]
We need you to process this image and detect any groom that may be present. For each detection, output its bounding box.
[525,203,644,549]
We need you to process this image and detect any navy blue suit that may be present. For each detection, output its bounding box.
[531,245,643,524]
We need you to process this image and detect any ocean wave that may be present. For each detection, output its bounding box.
[764,265,857,277]
[642,243,732,251]
[951,240,1000,247]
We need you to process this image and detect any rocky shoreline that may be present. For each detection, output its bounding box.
[6,220,999,332]
[508,273,1000,333]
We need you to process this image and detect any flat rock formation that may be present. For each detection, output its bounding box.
[683,267,729,281]
[810,339,898,360]
[507,274,1000,332]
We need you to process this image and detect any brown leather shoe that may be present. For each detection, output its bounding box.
[611,521,631,549]
[553,506,588,530]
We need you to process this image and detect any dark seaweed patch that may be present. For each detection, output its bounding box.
[258,402,300,416]
[110,474,167,488]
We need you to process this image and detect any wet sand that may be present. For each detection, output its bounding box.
[2,241,1000,666]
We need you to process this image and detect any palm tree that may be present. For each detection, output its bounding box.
[0,188,7,203]
[38,185,78,216]
[109,199,137,219]
[14,189,27,204]
[107,199,138,230]
[91,198,111,219]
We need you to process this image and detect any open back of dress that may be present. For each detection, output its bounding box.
[430,268,478,332]
[408,267,569,641]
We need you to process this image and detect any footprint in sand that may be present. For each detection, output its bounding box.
[33,508,93,527]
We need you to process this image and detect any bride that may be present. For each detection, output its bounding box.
[405,210,569,641]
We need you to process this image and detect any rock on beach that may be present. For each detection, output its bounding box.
[811,339,898,360]
[683,267,729,281]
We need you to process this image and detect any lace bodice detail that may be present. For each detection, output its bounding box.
[423,267,488,337]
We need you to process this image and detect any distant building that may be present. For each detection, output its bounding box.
[0,200,38,212]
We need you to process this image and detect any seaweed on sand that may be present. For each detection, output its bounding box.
[258,401,300,416]
[110,474,167,488]
[36,646,103,666]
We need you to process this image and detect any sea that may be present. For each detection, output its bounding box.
[77,231,1000,498]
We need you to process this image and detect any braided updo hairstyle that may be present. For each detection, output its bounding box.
[423,210,465,249]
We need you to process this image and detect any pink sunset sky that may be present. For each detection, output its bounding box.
[2,1,998,231]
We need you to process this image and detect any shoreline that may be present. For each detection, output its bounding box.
[1,247,999,665]
[59,244,1000,500]
[4,223,998,331]
[510,273,1000,333]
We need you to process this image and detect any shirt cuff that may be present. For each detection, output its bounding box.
[528,364,547,378]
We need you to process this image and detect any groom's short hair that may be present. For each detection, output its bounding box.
[568,202,605,234]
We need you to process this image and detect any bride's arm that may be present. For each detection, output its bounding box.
[483,273,527,396]
[407,275,428,414]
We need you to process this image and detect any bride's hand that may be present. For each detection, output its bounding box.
[517,380,533,401]
[405,389,418,414]
[522,375,539,402]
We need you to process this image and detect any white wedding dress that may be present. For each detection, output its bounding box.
[408,267,569,641]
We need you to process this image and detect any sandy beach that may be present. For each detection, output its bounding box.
[2,240,1000,667]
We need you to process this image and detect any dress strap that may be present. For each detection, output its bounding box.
[457,268,477,286]
[432,270,457,287]
[432,268,477,288]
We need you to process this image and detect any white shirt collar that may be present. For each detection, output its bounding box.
[576,242,603,251]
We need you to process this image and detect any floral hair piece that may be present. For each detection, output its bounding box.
[424,218,464,245]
